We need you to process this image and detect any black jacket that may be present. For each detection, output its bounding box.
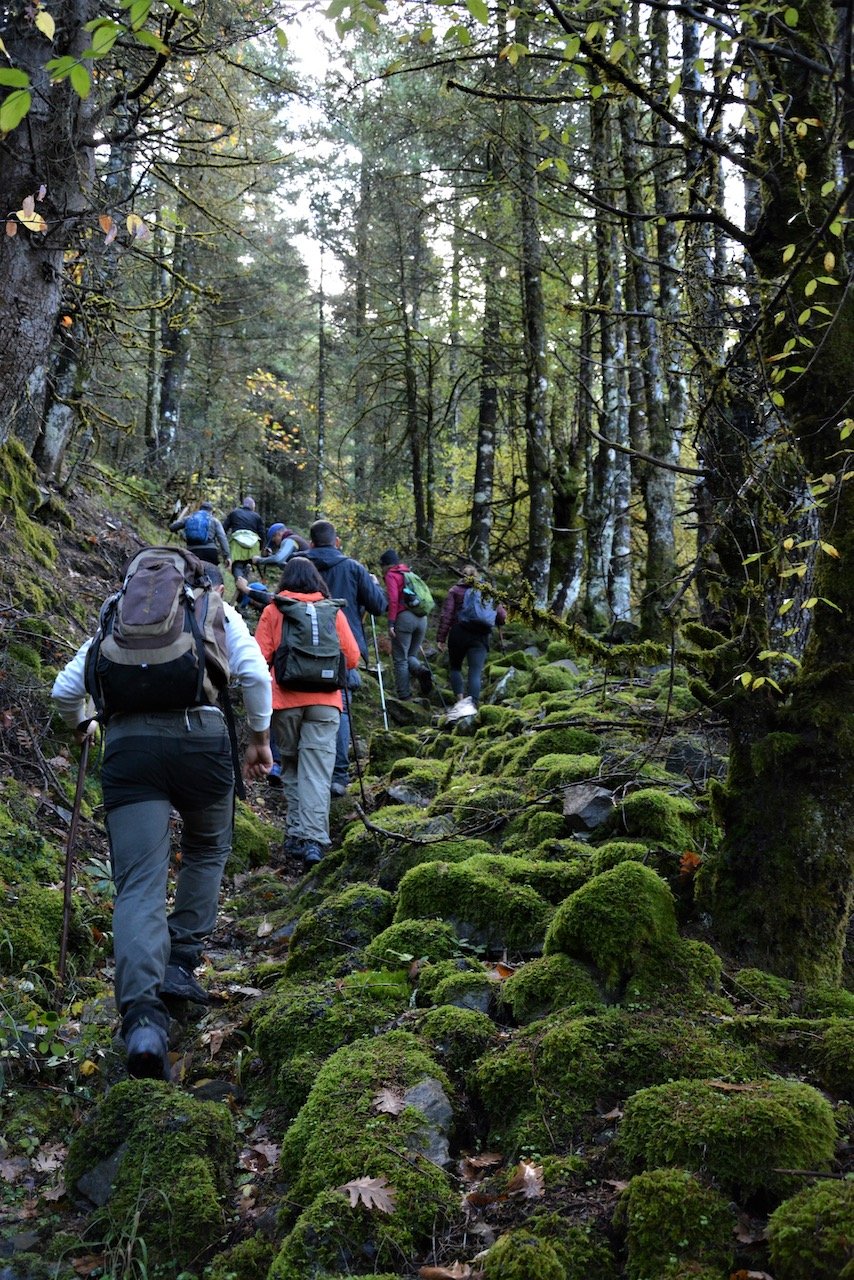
[223,508,265,538]
[304,545,387,659]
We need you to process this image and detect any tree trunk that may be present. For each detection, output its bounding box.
[0,0,97,449]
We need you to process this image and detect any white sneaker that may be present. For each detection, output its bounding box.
[446,697,477,722]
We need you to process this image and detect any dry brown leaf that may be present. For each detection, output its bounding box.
[733,1217,769,1245]
[41,1178,66,1201]
[462,1189,504,1209]
[418,1262,473,1279]
[604,1178,630,1192]
[372,1088,406,1116]
[204,1027,227,1058]
[600,1107,623,1121]
[336,1175,397,1213]
[679,849,702,874]
[31,1143,65,1173]
[71,1256,106,1277]
[487,961,515,980]
[226,984,265,998]
[465,1151,504,1168]
[506,1159,544,1199]
[250,1141,280,1168]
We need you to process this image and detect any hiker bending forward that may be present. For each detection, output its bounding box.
[254,557,360,866]
[51,558,272,1081]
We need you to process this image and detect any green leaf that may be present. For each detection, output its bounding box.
[466,0,489,24]
[0,88,31,133]
[45,54,76,79]
[0,68,30,88]
[562,35,580,59]
[69,62,91,97]
[821,179,835,196]
[133,28,170,53]
[784,6,798,24]
[87,20,120,56]
[326,0,347,16]
[765,678,783,694]
[610,38,626,62]
[797,308,811,325]
[128,0,152,30]
[804,278,817,296]
[739,671,753,687]
[778,598,794,615]
[782,243,796,263]
[668,73,681,102]
[771,391,785,407]
[161,0,193,14]
[276,27,288,48]
[802,597,818,609]
[829,220,842,236]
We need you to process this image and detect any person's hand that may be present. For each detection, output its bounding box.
[74,718,101,747]
[251,556,260,566]
[437,641,446,653]
[235,576,249,594]
[388,626,395,638]
[243,738,273,782]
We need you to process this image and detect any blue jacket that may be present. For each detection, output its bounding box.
[304,545,387,659]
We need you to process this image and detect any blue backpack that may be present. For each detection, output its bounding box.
[184,510,213,544]
[458,586,497,627]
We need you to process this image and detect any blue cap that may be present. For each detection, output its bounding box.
[267,522,285,542]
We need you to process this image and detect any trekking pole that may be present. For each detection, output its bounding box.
[369,615,389,730]
[58,728,91,998]
[419,646,448,711]
[342,678,370,810]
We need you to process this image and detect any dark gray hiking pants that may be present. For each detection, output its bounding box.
[101,707,233,1028]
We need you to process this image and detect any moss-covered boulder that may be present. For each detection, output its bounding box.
[431,967,497,1013]
[767,1179,854,1280]
[368,728,421,774]
[395,856,556,952]
[484,1218,616,1280]
[528,664,580,694]
[589,840,655,875]
[228,800,278,873]
[1,879,90,973]
[388,755,452,798]
[271,1032,457,1276]
[364,918,460,969]
[483,1230,566,1280]
[603,787,704,851]
[544,862,678,992]
[502,809,568,853]
[499,953,605,1024]
[724,1015,854,1097]
[65,1080,234,1270]
[252,970,410,1115]
[419,1005,495,1077]
[473,1009,759,1155]
[732,966,795,1014]
[615,1168,735,1280]
[620,1078,836,1199]
[205,1234,276,1280]
[284,883,394,977]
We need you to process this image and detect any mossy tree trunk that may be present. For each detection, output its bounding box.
[704,0,854,982]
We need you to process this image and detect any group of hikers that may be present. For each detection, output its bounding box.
[51,496,505,1081]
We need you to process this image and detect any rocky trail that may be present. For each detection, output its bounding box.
[0,449,852,1280]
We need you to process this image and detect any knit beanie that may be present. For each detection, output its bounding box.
[380,548,399,567]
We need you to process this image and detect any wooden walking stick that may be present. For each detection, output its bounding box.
[58,730,91,997]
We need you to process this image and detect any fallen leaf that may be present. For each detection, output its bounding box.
[71,1256,106,1277]
[419,1263,473,1279]
[250,1141,280,1167]
[600,1107,623,1121]
[256,919,273,938]
[226,984,264,998]
[462,1151,504,1170]
[506,1159,544,1199]
[462,1189,504,1209]
[204,1027,227,1058]
[99,214,113,233]
[372,1088,406,1115]
[733,1215,769,1245]
[335,1175,397,1213]
[37,183,46,200]
[604,1178,630,1192]
[41,1178,66,1201]
[680,849,702,874]
[707,1080,759,1092]
[487,961,515,980]
[32,1143,65,1173]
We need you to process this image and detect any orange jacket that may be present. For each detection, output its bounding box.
[255,591,360,711]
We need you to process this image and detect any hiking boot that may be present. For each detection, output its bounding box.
[330,780,349,798]
[282,834,306,858]
[416,666,433,695]
[267,762,283,788]
[301,841,323,866]
[126,1022,170,1081]
[160,962,210,1004]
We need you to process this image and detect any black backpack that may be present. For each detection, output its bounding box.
[272,596,347,692]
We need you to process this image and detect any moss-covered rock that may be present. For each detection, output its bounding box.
[416,956,485,1004]
[252,970,411,1115]
[388,754,453,798]
[800,984,854,1019]
[364,918,460,968]
[527,752,602,791]
[589,840,655,875]
[767,1179,854,1280]
[502,809,568,853]
[395,856,555,952]
[228,801,278,874]
[544,862,678,992]
[725,1015,854,1097]
[515,726,601,768]
[204,1233,275,1280]
[65,1080,234,1270]
[431,967,497,1012]
[623,938,727,1014]
[484,1217,616,1280]
[473,1009,759,1156]
[615,1168,735,1280]
[419,1005,495,1077]
[483,1229,566,1280]
[498,953,605,1024]
[368,728,421,774]
[272,1032,457,1275]
[1,880,89,973]
[620,1078,837,1199]
[732,966,795,1014]
[604,788,704,851]
[284,883,394,977]
[529,664,580,694]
